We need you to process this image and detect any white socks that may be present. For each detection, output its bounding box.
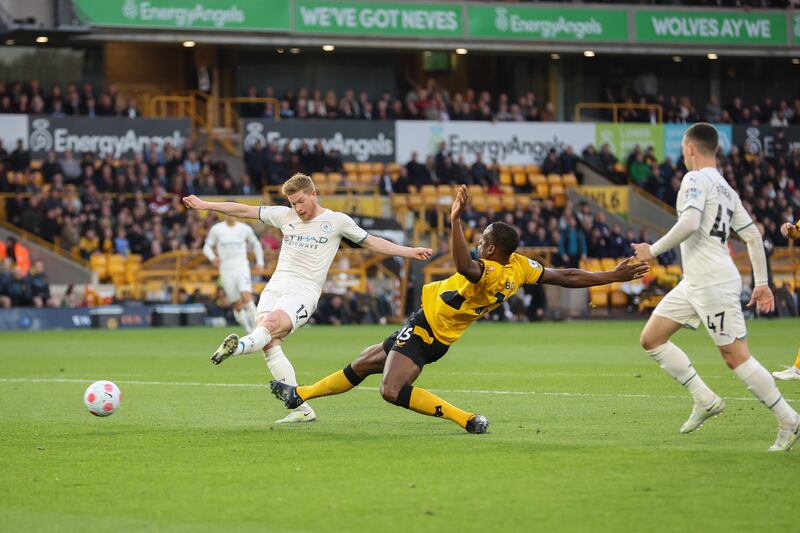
[264,345,312,413]
[233,326,272,355]
[734,356,797,427]
[232,308,251,332]
[245,301,257,332]
[647,342,717,407]
[232,303,258,333]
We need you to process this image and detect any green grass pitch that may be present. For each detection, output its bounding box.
[1,319,799,532]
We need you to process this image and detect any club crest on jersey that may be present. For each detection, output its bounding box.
[320,222,333,233]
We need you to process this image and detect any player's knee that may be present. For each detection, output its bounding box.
[379,381,401,404]
[259,314,280,333]
[640,331,661,351]
[353,345,387,375]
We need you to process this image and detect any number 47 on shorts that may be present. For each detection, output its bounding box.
[706,311,725,332]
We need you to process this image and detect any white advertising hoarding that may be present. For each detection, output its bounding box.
[395,120,595,164]
[0,114,29,151]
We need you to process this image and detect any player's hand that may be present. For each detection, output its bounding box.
[211,258,221,268]
[450,185,468,222]
[182,195,206,210]
[410,247,433,260]
[780,222,800,239]
[748,284,775,314]
[253,265,263,276]
[612,257,650,282]
[632,242,654,262]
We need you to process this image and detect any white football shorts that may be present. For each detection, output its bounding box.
[219,268,253,303]
[653,278,747,346]
[256,282,319,332]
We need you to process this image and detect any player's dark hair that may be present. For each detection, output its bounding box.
[487,222,519,256]
[684,123,718,156]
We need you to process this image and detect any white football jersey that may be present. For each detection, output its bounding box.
[676,167,753,288]
[203,221,264,272]
[259,206,368,295]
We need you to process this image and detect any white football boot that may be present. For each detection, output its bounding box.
[275,406,316,424]
[772,366,800,381]
[680,396,725,434]
[768,415,800,452]
[211,333,239,365]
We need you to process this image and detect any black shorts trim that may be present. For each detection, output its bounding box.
[382,309,449,369]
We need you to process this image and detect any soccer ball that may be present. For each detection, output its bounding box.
[83,380,121,417]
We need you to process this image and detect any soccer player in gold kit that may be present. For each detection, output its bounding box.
[270,185,649,433]
[773,219,800,381]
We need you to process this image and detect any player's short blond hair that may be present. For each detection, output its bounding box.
[281,173,315,196]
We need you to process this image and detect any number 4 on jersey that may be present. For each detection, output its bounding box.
[709,204,734,244]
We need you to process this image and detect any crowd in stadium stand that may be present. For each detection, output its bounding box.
[0,77,796,128]
[625,140,800,251]
[611,94,800,126]
[1,126,798,315]
[239,81,800,128]
[0,138,233,261]
[240,82,557,122]
[0,80,140,117]
[0,237,53,308]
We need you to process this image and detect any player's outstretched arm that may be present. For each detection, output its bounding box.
[360,235,432,260]
[450,185,482,283]
[539,257,649,288]
[632,209,701,262]
[182,195,260,219]
[736,222,774,314]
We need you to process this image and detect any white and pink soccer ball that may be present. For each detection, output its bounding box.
[83,380,121,417]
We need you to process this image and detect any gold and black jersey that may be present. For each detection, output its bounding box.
[420,253,544,345]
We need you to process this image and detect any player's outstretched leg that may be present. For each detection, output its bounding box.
[212,310,289,365]
[772,347,800,381]
[269,343,387,408]
[641,317,722,433]
[264,343,315,424]
[722,342,800,452]
[381,351,487,434]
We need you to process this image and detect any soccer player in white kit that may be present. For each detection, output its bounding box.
[633,123,800,451]
[183,173,432,423]
[203,215,264,333]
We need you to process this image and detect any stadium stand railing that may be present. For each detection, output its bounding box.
[147,92,281,154]
[574,102,664,123]
[0,215,89,268]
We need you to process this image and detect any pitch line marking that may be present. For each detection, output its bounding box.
[0,377,796,404]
